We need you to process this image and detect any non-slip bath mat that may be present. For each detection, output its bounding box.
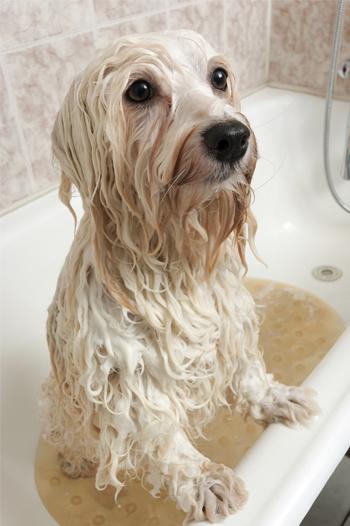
[35,278,345,526]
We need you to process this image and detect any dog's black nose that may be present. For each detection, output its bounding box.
[202,120,250,164]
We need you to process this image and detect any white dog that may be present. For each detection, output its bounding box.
[41,30,319,523]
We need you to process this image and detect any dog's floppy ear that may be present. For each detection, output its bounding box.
[52,64,137,314]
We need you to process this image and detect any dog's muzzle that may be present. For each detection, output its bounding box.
[202,120,250,166]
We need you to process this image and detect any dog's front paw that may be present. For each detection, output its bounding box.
[256,384,320,428]
[184,463,247,524]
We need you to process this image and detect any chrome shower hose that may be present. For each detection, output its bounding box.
[324,0,350,213]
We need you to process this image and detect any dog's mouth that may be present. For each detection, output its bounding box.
[207,160,251,185]
[168,119,257,188]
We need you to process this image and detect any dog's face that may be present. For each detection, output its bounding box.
[53,30,257,282]
[119,31,257,190]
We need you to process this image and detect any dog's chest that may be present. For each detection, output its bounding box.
[81,266,256,421]
[95,271,250,373]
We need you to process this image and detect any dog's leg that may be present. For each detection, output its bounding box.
[142,424,247,523]
[41,373,99,479]
[233,353,320,427]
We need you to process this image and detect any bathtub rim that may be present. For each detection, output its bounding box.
[1,86,350,526]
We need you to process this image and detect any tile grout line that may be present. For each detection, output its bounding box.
[266,0,272,84]
[88,0,99,49]
[0,55,36,191]
[166,0,170,30]
[223,0,227,55]
[0,2,199,56]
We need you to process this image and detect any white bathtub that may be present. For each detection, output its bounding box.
[243,88,350,324]
[1,87,350,526]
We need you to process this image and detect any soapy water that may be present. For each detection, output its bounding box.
[35,278,345,526]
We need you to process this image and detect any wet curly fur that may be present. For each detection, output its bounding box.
[41,30,319,523]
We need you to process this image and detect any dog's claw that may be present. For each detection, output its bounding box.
[251,384,320,428]
[184,463,247,524]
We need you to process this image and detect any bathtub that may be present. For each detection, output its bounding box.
[1,87,349,526]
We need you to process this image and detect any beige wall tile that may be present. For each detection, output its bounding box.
[225,0,269,94]
[94,0,167,22]
[169,0,224,51]
[0,67,32,212]
[269,0,350,99]
[96,12,167,49]
[5,33,95,194]
[0,0,92,52]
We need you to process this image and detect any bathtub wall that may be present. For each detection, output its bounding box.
[269,0,350,100]
[1,0,349,215]
[0,0,270,215]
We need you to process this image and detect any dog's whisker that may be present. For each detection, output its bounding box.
[159,170,184,204]
[253,154,287,191]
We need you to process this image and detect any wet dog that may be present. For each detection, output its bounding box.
[41,30,318,523]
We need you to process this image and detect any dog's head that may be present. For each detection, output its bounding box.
[53,30,257,302]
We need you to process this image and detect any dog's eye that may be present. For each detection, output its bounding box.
[127,80,153,103]
[211,68,228,91]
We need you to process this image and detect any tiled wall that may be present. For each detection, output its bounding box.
[1,0,349,215]
[269,0,350,100]
[0,0,270,214]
